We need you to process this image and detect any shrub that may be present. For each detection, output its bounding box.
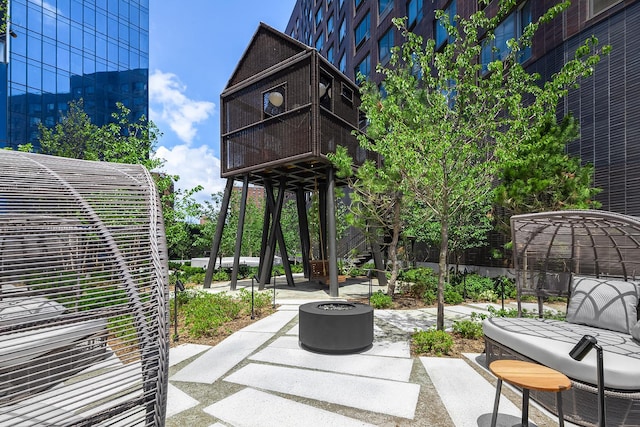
[212,269,230,282]
[477,289,498,303]
[452,319,484,339]
[459,274,494,300]
[412,329,454,356]
[422,289,436,305]
[181,291,243,337]
[236,288,273,315]
[370,291,393,309]
[444,284,463,305]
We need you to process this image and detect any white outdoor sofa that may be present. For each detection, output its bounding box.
[485,210,640,427]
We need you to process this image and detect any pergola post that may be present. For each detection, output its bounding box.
[229,175,249,290]
[296,186,311,278]
[204,178,234,288]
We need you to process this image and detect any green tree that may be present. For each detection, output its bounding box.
[39,100,102,160]
[37,99,203,261]
[335,1,608,330]
[164,185,204,260]
[494,113,601,236]
[331,147,404,294]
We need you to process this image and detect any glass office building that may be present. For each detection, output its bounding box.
[0,0,149,150]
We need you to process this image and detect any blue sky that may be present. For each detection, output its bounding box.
[149,1,297,202]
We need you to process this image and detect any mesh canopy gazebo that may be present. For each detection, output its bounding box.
[511,210,640,310]
[0,151,169,425]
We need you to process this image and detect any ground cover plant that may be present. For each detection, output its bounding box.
[170,288,274,345]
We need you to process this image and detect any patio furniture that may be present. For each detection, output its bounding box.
[484,210,640,426]
[489,359,571,427]
[0,151,169,425]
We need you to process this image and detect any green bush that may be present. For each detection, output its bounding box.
[444,284,463,305]
[422,289,436,305]
[181,291,243,337]
[398,267,438,300]
[477,289,498,303]
[452,319,484,339]
[412,329,454,356]
[236,288,273,315]
[458,274,494,300]
[212,269,230,282]
[370,291,393,309]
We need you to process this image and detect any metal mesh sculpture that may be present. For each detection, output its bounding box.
[0,150,169,425]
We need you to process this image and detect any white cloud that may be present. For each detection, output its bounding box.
[149,70,215,145]
[155,144,227,204]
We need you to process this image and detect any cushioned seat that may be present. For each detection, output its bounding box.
[483,317,640,390]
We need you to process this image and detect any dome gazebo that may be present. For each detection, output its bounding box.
[0,150,169,425]
[511,210,640,313]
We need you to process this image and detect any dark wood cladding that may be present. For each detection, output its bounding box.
[221,23,366,191]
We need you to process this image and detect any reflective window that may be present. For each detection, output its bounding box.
[354,11,369,49]
[339,19,346,45]
[58,0,71,17]
[71,0,83,23]
[5,0,149,147]
[43,67,56,93]
[43,10,57,39]
[354,54,370,83]
[379,0,393,16]
[592,0,622,16]
[84,4,96,28]
[71,26,83,51]
[315,32,324,51]
[43,40,56,66]
[27,34,42,62]
[355,0,363,9]
[327,14,334,35]
[57,17,71,45]
[435,0,456,49]
[315,7,322,29]
[28,5,43,34]
[327,44,334,63]
[339,53,346,73]
[481,2,531,72]
[28,62,42,90]
[57,45,71,71]
[378,27,393,64]
[407,0,423,28]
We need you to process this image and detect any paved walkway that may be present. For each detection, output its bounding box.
[166,277,571,427]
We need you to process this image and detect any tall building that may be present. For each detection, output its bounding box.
[0,0,149,150]
[286,0,640,218]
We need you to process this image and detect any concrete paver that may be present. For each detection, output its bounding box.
[167,277,566,426]
[224,363,421,419]
[204,388,377,427]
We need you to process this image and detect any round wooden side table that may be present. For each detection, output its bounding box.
[489,359,572,427]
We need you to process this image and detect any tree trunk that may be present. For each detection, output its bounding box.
[437,216,449,331]
[386,194,403,296]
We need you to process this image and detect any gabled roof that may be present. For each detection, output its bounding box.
[225,22,311,89]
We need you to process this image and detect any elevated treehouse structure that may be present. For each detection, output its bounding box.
[204,23,382,296]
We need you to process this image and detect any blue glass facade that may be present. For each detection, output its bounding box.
[1,0,149,150]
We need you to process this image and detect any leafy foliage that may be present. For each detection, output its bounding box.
[174,290,273,338]
[370,290,394,309]
[412,329,454,356]
[452,319,484,339]
[494,114,601,237]
[336,1,608,330]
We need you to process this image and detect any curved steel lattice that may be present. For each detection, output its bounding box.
[0,151,169,426]
[511,210,640,297]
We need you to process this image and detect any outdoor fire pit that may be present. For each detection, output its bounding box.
[298,301,373,354]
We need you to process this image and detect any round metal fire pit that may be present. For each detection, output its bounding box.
[298,301,373,354]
